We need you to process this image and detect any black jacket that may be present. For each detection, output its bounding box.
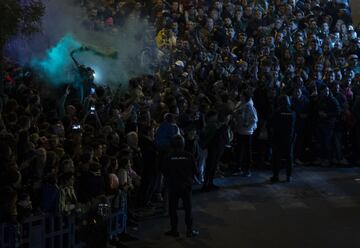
[316,95,341,123]
[77,171,105,203]
[272,108,296,145]
[163,149,197,190]
[139,136,158,176]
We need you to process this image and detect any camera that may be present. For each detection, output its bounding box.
[90,105,96,114]
[72,124,81,130]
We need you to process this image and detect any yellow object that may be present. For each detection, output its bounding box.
[156,29,176,49]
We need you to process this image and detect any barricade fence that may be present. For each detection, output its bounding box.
[0,192,127,248]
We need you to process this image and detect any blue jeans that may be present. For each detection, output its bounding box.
[197,148,207,181]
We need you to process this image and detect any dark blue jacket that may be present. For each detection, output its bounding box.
[40,183,60,213]
[316,95,341,123]
[154,122,180,149]
[272,108,296,145]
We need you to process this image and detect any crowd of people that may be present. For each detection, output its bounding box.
[1,0,360,243]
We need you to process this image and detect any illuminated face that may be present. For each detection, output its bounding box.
[346,70,355,80]
[261,47,270,56]
[124,159,131,170]
[295,42,303,51]
[289,21,297,31]
[172,22,178,31]
[322,87,330,97]
[98,144,104,157]
[186,21,195,30]
[341,24,347,33]
[135,2,141,9]
[316,71,323,80]
[53,122,65,137]
[224,18,232,27]
[287,64,295,72]
[284,50,291,59]
[68,175,75,186]
[240,62,248,71]
[335,20,344,32]
[310,39,318,50]
[309,19,317,29]
[171,2,178,12]
[207,18,214,30]
[226,2,234,11]
[214,1,222,10]
[254,9,262,19]
[286,4,293,14]
[296,12,303,19]
[275,19,283,29]
[273,70,279,78]
[238,33,247,44]
[322,22,329,32]
[303,2,311,10]
[323,43,330,53]
[336,71,342,81]
[200,52,207,61]
[315,63,323,72]
[288,0,295,7]
[350,31,357,40]
[210,9,219,21]
[210,42,218,51]
[334,41,342,50]
[349,58,358,67]
[266,36,274,45]
[276,33,284,43]
[335,84,340,93]
[296,56,304,65]
[259,37,266,45]
[244,6,253,17]
[326,72,335,82]
[226,28,235,39]
[246,37,254,48]
[235,10,243,20]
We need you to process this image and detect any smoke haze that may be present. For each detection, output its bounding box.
[6,0,157,87]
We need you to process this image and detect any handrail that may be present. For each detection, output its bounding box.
[0,193,127,248]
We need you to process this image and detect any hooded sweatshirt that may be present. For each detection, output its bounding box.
[234,99,258,135]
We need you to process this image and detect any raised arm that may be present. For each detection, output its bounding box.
[70,50,81,68]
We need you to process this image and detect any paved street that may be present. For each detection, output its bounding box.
[126,167,360,248]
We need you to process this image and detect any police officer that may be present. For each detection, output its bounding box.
[163,135,199,238]
[270,95,296,182]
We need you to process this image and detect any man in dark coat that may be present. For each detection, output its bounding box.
[77,162,105,202]
[163,135,199,238]
[138,125,159,207]
[315,86,341,166]
[270,95,296,182]
[291,87,310,164]
[201,110,230,191]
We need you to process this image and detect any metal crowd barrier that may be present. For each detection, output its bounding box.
[0,192,127,248]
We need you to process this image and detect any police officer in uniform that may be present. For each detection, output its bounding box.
[163,135,199,238]
[270,95,296,182]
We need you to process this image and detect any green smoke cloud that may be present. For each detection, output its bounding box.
[31,34,81,85]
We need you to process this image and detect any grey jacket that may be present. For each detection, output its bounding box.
[234,99,258,135]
